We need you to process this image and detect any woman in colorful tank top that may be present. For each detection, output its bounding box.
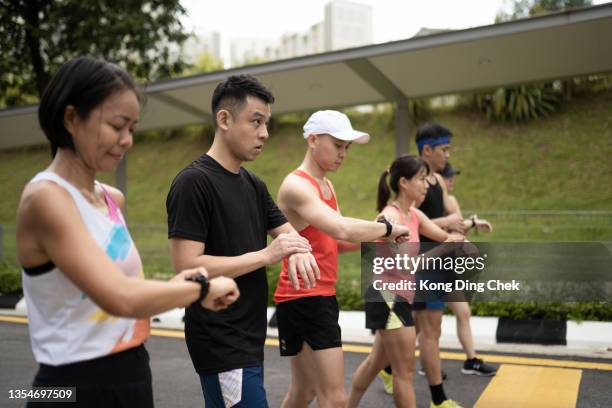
[347,155,465,408]
[15,57,239,408]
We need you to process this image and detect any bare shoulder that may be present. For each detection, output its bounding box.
[378,206,401,224]
[278,173,317,204]
[432,172,445,185]
[412,207,427,220]
[433,172,449,193]
[18,180,77,227]
[98,183,125,211]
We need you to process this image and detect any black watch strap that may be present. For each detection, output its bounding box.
[377,218,393,238]
[186,275,210,304]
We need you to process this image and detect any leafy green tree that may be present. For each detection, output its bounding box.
[0,0,189,107]
[186,51,224,74]
[496,0,592,22]
[475,84,559,121]
[243,56,269,66]
[482,0,593,120]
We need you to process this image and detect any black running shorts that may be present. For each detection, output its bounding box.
[365,287,414,331]
[276,295,342,356]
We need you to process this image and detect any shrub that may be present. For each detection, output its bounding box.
[475,84,560,121]
[0,263,21,294]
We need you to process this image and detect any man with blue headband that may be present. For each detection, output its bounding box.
[415,123,467,407]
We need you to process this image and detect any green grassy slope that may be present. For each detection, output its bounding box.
[1,92,611,281]
[1,91,611,225]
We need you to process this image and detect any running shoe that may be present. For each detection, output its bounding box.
[417,368,448,380]
[377,369,393,395]
[430,399,464,408]
[461,358,497,376]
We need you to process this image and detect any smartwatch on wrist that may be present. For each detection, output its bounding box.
[185,274,210,304]
[377,218,393,238]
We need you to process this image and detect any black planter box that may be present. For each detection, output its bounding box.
[0,292,22,309]
[496,318,567,345]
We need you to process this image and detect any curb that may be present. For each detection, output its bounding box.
[3,299,612,359]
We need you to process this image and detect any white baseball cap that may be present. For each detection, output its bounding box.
[303,110,370,144]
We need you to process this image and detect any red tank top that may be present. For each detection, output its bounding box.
[274,169,339,303]
[376,205,420,302]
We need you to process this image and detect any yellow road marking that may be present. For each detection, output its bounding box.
[150,328,185,338]
[474,364,582,408]
[0,315,28,324]
[2,315,611,371]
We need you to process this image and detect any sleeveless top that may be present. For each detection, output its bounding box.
[418,177,444,242]
[22,171,150,366]
[376,205,420,301]
[274,169,339,303]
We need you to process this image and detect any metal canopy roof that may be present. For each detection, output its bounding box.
[1,4,612,150]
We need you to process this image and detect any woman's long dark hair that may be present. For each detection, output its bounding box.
[377,155,429,212]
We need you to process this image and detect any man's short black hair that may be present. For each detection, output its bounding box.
[211,75,274,128]
[415,122,453,154]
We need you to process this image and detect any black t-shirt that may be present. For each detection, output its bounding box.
[166,154,287,375]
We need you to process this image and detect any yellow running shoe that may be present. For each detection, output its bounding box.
[430,400,464,408]
[377,369,393,395]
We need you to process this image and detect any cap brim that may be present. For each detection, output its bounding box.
[441,169,460,177]
[328,129,370,144]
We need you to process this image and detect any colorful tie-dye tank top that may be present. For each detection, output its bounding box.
[22,171,150,365]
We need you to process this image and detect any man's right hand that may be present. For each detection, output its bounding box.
[287,252,320,290]
[445,213,467,233]
[262,233,312,265]
[389,223,411,243]
[445,232,465,242]
[473,216,493,232]
[202,276,240,311]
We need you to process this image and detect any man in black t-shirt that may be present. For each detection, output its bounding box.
[167,75,319,407]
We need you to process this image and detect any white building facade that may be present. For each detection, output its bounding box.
[230,0,372,67]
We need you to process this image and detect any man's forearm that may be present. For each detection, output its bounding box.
[184,251,269,279]
[432,216,450,229]
[337,217,388,242]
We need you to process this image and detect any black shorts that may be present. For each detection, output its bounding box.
[276,296,342,356]
[28,345,153,408]
[365,287,414,331]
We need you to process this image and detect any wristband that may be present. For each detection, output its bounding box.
[377,218,393,238]
[185,274,210,304]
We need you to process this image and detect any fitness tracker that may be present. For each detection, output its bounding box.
[377,218,393,238]
[186,274,210,304]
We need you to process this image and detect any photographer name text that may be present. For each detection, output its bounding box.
[372,279,521,293]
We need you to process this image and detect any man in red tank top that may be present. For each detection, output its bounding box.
[273,110,411,408]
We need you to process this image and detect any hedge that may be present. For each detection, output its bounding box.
[1,265,610,321]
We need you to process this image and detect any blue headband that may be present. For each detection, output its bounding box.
[416,135,451,152]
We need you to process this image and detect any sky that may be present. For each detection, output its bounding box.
[180,0,610,64]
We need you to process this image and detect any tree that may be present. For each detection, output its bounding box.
[475,84,559,121]
[496,0,592,22]
[242,56,269,66]
[0,0,189,107]
[186,51,224,74]
[481,0,594,120]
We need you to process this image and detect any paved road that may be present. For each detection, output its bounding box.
[1,320,611,407]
